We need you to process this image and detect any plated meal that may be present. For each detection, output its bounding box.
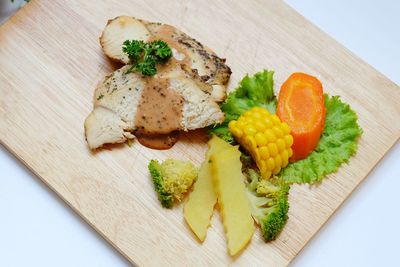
[84,16,362,256]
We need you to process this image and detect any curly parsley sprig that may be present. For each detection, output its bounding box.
[122,40,172,76]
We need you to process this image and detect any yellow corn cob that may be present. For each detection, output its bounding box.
[228,107,294,179]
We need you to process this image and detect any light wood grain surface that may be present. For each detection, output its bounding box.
[1,0,399,266]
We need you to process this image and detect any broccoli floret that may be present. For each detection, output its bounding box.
[245,169,290,241]
[148,159,198,208]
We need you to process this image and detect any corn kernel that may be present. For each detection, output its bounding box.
[271,114,281,125]
[281,150,289,167]
[259,146,270,160]
[243,111,252,117]
[245,117,254,125]
[264,118,273,128]
[268,143,278,157]
[236,119,246,129]
[281,123,291,134]
[245,136,256,149]
[267,157,275,170]
[254,121,266,131]
[231,127,243,138]
[272,126,284,138]
[263,171,272,179]
[274,154,282,168]
[251,107,263,112]
[258,160,267,173]
[251,112,262,119]
[272,166,281,175]
[265,129,276,143]
[255,133,267,146]
[276,138,286,151]
[288,148,293,157]
[244,125,257,136]
[284,135,294,147]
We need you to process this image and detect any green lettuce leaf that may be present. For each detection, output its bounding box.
[280,95,362,184]
[209,70,277,143]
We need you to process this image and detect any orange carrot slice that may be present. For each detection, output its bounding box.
[276,73,325,161]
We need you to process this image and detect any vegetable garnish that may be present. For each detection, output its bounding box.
[245,169,289,242]
[229,107,293,179]
[209,70,362,185]
[148,159,197,208]
[184,135,231,242]
[277,73,326,161]
[280,95,362,184]
[209,70,276,143]
[122,39,172,76]
[211,144,255,256]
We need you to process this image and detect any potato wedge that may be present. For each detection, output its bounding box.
[211,146,255,256]
[100,16,150,64]
[183,135,231,241]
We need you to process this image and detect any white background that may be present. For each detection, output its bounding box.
[1,0,399,266]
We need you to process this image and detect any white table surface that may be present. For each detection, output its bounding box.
[1,0,399,266]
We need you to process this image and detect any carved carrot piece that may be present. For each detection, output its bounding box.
[276,73,325,161]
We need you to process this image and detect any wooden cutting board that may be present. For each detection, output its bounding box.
[1,0,399,266]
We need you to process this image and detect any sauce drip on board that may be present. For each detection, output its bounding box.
[137,132,180,150]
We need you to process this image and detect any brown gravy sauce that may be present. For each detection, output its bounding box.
[133,25,191,150]
[134,77,184,149]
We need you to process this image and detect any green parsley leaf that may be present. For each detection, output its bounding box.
[150,40,173,62]
[122,39,172,76]
[122,40,144,63]
[135,60,157,76]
